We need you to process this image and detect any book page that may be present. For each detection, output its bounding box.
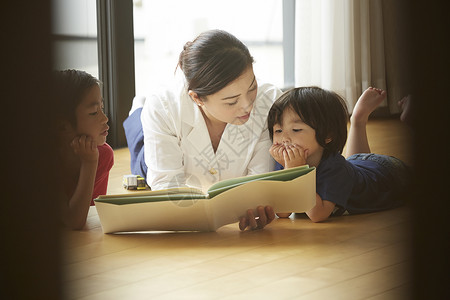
[208,169,316,230]
[97,187,204,200]
[207,165,312,198]
[95,199,214,233]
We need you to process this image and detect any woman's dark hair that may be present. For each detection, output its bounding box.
[268,87,349,159]
[177,29,254,97]
[53,69,101,127]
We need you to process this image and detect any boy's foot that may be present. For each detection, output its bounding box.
[398,95,413,127]
[351,87,387,126]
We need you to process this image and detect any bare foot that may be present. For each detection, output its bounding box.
[351,87,387,126]
[398,95,412,127]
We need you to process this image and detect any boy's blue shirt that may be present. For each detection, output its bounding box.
[276,152,406,214]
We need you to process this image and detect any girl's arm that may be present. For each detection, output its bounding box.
[61,135,99,230]
[306,193,336,223]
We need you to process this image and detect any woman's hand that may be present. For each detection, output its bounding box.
[239,205,275,231]
[283,144,307,168]
[70,135,99,163]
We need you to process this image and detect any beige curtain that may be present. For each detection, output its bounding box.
[294,0,407,115]
[381,0,412,115]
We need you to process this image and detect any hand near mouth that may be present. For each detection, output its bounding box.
[283,144,307,168]
[70,135,99,164]
[270,143,307,169]
[269,143,287,167]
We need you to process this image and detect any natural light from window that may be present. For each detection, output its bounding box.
[133,0,283,96]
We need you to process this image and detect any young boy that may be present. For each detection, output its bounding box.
[267,87,410,222]
[55,70,114,230]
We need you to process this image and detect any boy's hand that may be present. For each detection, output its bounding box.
[70,135,99,163]
[283,144,307,168]
[269,143,286,167]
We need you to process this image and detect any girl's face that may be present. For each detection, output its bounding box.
[272,108,324,166]
[191,66,258,125]
[74,85,109,146]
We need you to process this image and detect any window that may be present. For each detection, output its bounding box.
[51,0,292,147]
[52,0,98,77]
[133,0,284,95]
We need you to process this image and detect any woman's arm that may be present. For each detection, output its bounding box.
[247,83,283,175]
[246,129,275,175]
[306,193,336,223]
[141,95,188,190]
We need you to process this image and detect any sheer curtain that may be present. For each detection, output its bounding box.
[294,0,398,114]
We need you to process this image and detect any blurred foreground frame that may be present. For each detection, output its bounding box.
[1,1,62,299]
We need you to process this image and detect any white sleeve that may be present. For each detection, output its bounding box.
[141,94,187,190]
[246,82,283,175]
[246,126,276,175]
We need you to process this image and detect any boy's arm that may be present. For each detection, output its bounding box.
[282,144,307,168]
[61,136,99,230]
[269,143,286,168]
[306,193,336,223]
[270,144,306,218]
[269,143,307,169]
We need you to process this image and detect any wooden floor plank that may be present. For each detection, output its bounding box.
[294,262,410,299]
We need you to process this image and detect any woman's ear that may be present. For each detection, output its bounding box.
[188,90,204,107]
[325,137,332,144]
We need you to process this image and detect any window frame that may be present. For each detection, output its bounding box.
[97,0,135,148]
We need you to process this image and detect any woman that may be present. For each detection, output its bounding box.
[124,30,282,230]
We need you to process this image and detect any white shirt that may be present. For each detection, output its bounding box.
[141,75,283,192]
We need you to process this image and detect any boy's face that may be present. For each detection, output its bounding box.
[74,85,109,146]
[272,108,324,166]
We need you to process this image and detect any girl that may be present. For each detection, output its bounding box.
[55,70,114,230]
[124,30,282,230]
[267,87,410,222]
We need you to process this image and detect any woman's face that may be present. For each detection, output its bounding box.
[193,66,258,125]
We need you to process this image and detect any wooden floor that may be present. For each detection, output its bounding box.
[62,118,414,299]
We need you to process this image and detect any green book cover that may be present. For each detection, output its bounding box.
[95,165,314,205]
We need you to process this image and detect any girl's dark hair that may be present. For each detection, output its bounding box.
[53,69,101,127]
[177,29,254,97]
[268,87,349,159]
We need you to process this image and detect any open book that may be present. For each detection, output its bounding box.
[94,165,316,233]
